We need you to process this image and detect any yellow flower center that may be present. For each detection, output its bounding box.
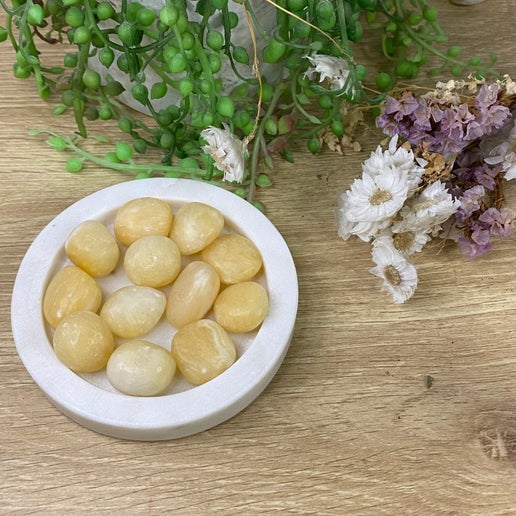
[369,188,392,206]
[383,264,402,286]
[393,232,414,253]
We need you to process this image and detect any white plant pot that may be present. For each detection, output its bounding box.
[90,0,279,115]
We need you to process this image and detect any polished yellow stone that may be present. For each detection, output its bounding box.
[43,265,102,328]
[114,197,173,246]
[214,281,269,333]
[107,340,176,396]
[100,285,166,338]
[65,220,120,277]
[171,319,236,385]
[124,235,181,288]
[201,233,263,284]
[169,202,224,255]
[166,261,220,328]
[53,310,114,373]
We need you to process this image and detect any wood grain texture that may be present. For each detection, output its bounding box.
[2,1,516,513]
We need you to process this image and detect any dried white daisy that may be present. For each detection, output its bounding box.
[362,135,426,195]
[369,236,418,304]
[381,226,432,255]
[200,125,247,183]
[336,190,356,241]
[345,166,409,223]
[337,190,391,242]
[398,180,460,235]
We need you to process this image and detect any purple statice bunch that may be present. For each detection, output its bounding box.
[375,79,516,263]
[376,82,511,158]
[447,147,515,259]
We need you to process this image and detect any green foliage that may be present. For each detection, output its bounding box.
[0,0,501,206]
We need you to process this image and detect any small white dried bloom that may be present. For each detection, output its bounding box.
[336,190,355,241]
[336,190,390,242]
[304,53,353,94]
[346,165,409,223]
[201,125,246,183]
[362,136,426,195]
[370,236,418,304]
[423,81,461,105]
[382,224,432,255]
[398,180,460,235]
[500,74,516,96]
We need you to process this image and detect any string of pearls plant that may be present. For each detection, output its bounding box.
[0,0,500,209]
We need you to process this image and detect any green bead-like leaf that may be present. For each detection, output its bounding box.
[256,174,272,187]
[66,157,83,173]
[131,83,149,105]
[47,136,68,151]
[263,39,286,63]
[151,82,167,99]
[51,105,68,116]
[115,142,133,161]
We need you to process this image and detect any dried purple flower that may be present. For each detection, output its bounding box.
[455,185,485,221]
[458,235,492,259]
[478,207,515,238]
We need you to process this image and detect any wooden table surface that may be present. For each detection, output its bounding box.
[3,1,516,513]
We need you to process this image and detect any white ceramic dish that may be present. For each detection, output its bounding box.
[11,178,298,440]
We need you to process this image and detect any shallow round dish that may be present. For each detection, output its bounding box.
[11,178,298,441]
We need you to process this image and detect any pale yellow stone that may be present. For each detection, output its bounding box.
[65,220,120,277]
[166,261,220,328]
[100,285,166,338]
[169,202,224,255]
[201,233,263,284]
[171,319,236,385]
[114,197,173,246]
[124,235,181,288]
[53,311,114,373]
[43,265,102,328]
[214,281,269,333]
[107,340,176,396]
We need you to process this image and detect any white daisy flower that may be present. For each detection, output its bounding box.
[362,136,426,194]
[369,236,418,304]
[201,125,247,183]
[399,180,460,235]
[345,166,409,223]
[380,225,432,255]
[337,190,390,242]
[304,53,353,94]
[350,219,391,242]
[336,191,355,241]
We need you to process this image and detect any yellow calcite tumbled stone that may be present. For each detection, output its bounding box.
[107,340,176,396]
[100,285,166,338]
[171,319,236,385]
[166,261,220,328]
[43,265,102,328]
[65,220,120,277]
[53,310,114,373]
[124,235,181,288]
[201,233,263,284]
[169,202,224,255]
[214,281,269,333]
[114,197,173,246]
